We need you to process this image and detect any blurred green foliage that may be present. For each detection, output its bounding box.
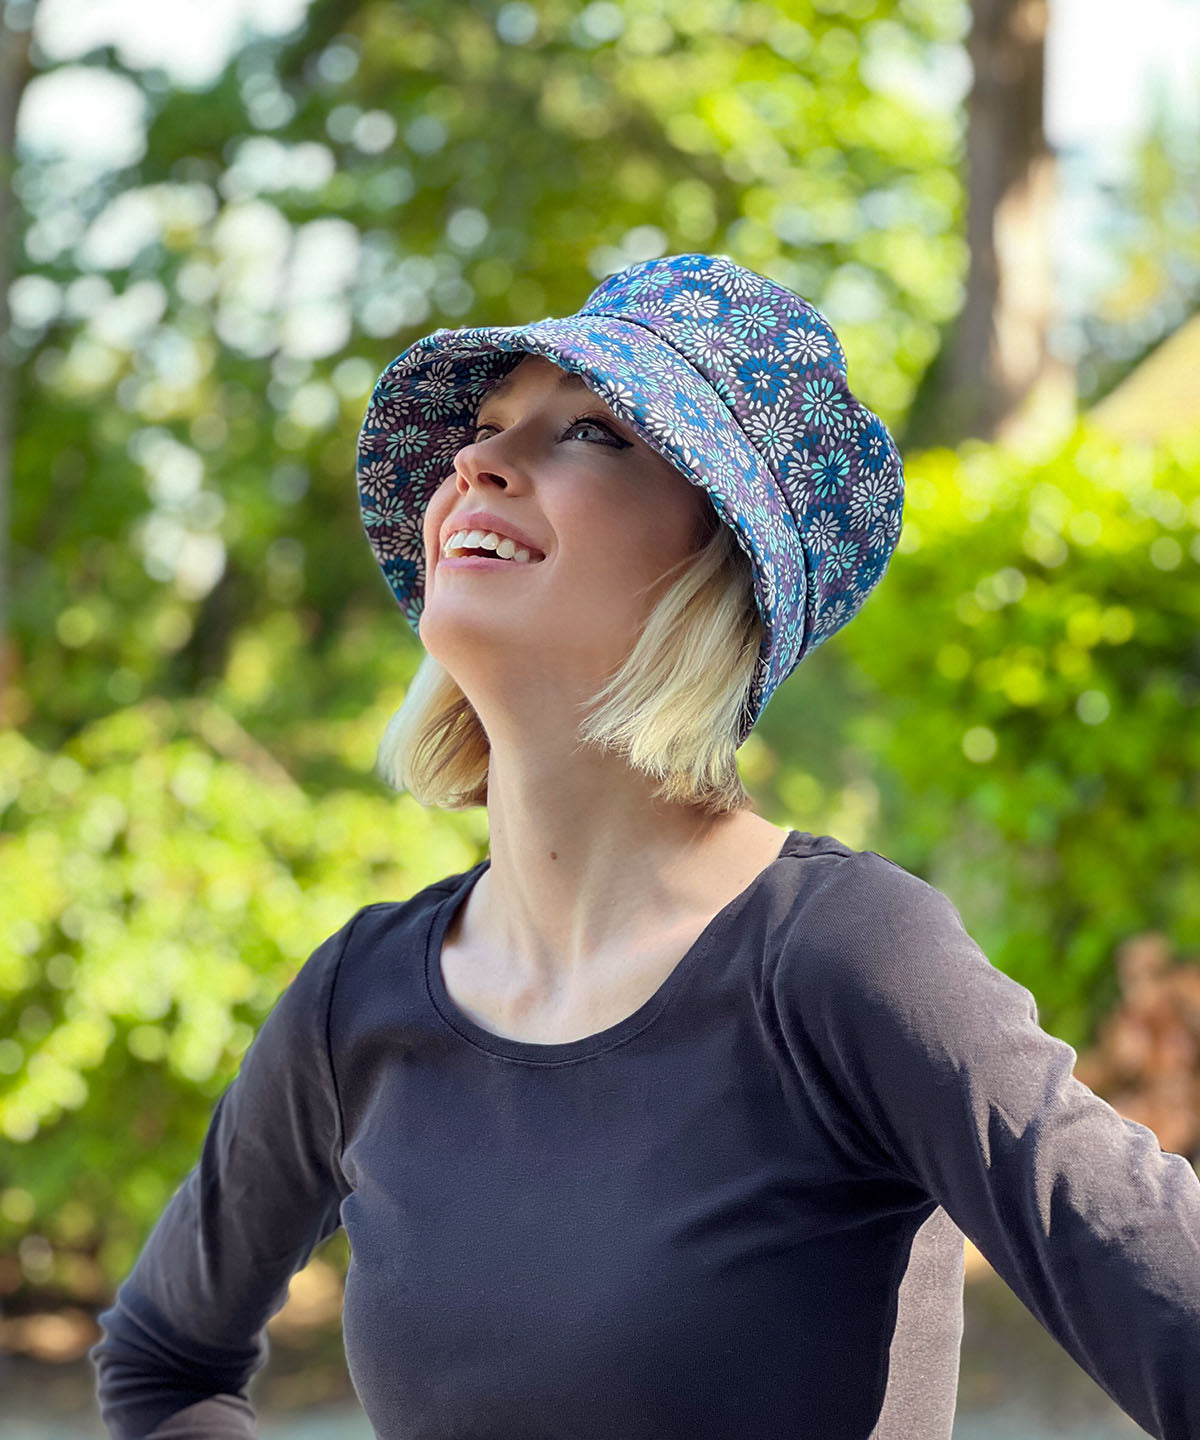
[1078,97,1200,406]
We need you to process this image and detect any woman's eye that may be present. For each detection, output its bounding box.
[471,417,619,444]
[565,417,616,442]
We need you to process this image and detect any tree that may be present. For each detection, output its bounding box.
[904,0,1067,447]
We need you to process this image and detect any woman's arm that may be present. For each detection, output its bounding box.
[773,851,1200,1440]
[88,909,363,1439]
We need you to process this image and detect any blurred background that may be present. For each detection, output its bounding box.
[1,0,1199,1434]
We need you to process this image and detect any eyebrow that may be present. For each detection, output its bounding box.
[474,363,637,444]
[482,367,593,405]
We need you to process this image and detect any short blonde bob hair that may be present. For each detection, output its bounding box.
[376,493,763,818]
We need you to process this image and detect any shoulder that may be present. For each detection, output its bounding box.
[774,840,959,946]
[345,864,480,947]
[295,863,482,993]
[768,843,1043,1122]
[770,842,979,1013]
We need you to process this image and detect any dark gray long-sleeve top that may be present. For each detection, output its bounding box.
[89,829,1200,1438]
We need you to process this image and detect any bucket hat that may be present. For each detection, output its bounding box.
[356,251,904,747]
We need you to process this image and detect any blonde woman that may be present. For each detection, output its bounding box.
[91,254,1200,1438]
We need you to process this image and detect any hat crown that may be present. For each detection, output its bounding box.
[579,253,848,417]
[575,253,878,520]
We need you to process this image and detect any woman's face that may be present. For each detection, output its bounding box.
[419,354,711,698]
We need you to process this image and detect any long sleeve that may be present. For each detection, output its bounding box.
[774,850,1200,1440]
[89,910,361,1439]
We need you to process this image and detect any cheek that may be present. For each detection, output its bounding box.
[570,535,681,612]
[630,509,698,574]
[424,483,456,552]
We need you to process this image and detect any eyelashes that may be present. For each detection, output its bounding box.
[471,412,630,447]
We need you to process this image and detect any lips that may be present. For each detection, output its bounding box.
[440,512,546,561]
[439,552,539,569]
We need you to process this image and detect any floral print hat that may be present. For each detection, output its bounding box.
[356,252,904,747]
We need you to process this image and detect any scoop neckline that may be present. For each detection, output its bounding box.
[423,828,807,1065]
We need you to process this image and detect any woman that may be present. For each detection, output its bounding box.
[91,254,1200,1438]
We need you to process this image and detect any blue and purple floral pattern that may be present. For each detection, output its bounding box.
[356,252,904,746]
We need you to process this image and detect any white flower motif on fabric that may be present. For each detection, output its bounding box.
[847,470,898,526]
[386,353,422,379]
[644,404,701,453]
[600,379,643,418]
[784,443,815,488]
[779,324,833,368]
[358,458,395,500]
[379,393,432,429]
[743,401,803,472]
[670,286,726,324]
[685,329,734,372]
[812,594,851,639]
[759,555,778,615]
[369,526,408,562]
[867,504,903,553]
[637,301,676,334]
[806,507,840,554]
[720,267,762,299]
[413,360,464,413]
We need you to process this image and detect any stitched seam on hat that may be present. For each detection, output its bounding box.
[581,308,732,418]
[581,309,806,540]
[582,307,815,679]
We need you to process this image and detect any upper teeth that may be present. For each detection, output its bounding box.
[443,529,537,563]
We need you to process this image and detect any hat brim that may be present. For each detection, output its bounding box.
[356,314,809,734]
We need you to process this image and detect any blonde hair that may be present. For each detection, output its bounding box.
[376,495,763,817]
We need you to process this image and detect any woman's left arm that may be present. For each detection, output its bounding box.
[775,850,1200,1440]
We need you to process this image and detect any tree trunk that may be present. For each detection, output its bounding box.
[0,15,35,714]
[907,0,1072,448]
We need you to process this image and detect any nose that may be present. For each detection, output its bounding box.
[454,430,524,493]
[456,465,507,492]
